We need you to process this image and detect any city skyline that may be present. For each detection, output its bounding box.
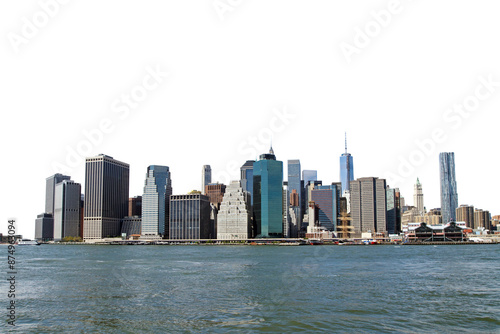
[2,2,500,239]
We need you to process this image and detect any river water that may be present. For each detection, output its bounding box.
[2,244,499,333]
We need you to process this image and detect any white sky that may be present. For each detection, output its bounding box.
[1,0,499,238]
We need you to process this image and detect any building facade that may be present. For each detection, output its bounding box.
[350,177,387,237]
[83,154,130,240]
[128,196,142,217]
[45,173,71,215]
[240,160,255,205]
[142,165,172,237]
[202,165,212,194]
[169,194,211,239]
[35,213,54,241]
[217,181,251,240]
[474,209,491,230]
[253,148,283,238]
[456,205,475,229]
[121,216,142,237]
[310,183,341,232]
[205,183,226,210]
[53,180,82,240]
[439,152,458,223]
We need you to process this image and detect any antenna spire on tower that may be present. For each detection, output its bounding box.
[345,132,348,154]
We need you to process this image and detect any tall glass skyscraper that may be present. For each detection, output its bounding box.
[253,147,283,238]
[439,152,458,224]
[142,165,172,237]
[340,134,354,195]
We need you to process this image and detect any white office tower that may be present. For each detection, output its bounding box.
[217,181,251,240]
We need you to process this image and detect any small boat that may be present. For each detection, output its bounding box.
[309,239,324,245]
[16,239,40,246]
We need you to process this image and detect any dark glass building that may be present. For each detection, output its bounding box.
[311,183,341,232]
[83,154,130,240]
[253,147,283,238]
[169,194,211,239]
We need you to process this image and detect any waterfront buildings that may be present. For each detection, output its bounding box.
[240,160,255,205]
[128,196,142,217]
[456,205,475,229]
[53,180,82,240]
[414,178,425,215]
[350,177,387,237]
[202,165,212,194]
[439,152,458,223]
[253,147,283,238]
[35,213,54,241]
[83,154,130,240]
[121,216,142,237]
[141,165,172,238]
[169,194,211,239]
[217,181,251,240]
[474,209,491,230]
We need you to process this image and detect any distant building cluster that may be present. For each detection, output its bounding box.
[35,139,497,242]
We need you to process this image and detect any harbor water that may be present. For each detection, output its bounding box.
[2,244,499,333]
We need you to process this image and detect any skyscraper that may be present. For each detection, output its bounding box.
[340,134,354,195]
[287,159,301,211]
[45,173,71,215]
[253,147,283,238]
[302,170,317,188]
[142,165,172,237]
[414,178,425,215]
[83,154,129,240]
[53,179,82,240]
[439,152,458,223]
[386,187,397,235]
[169,194,211,239]
[311,183,341,232]
[350,177,387,237]
[202,165,211,194]
[240,160,255,205]
[217,180,251,240]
